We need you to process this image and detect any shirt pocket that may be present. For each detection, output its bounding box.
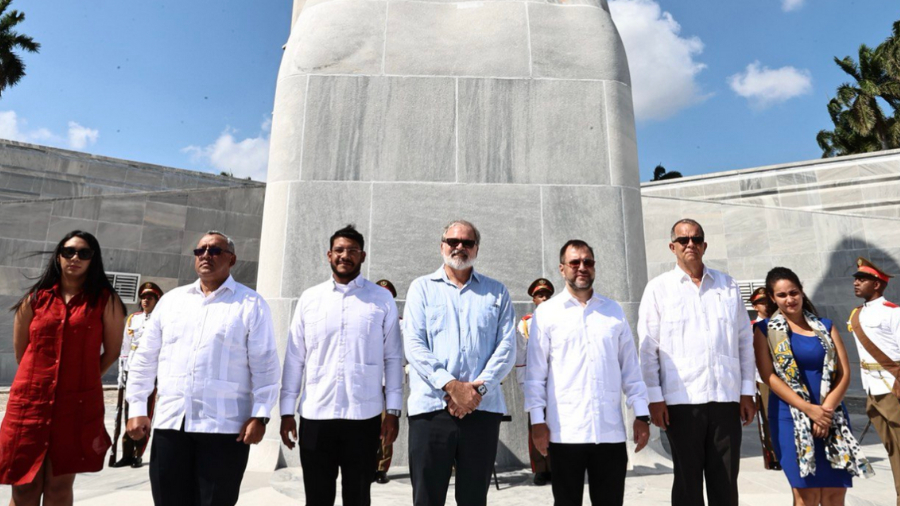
[426,305,447,338]
[663,355,705,393]
[716,296,737,323]
[303,310,327,347]
[476,301,500,339]
[350,363,383,404]
[202,379,241,419]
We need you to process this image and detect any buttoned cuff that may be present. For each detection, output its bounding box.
[632,399,650,417]
[430,369,457,391]
[130,402,148,418]
[741,380,756,397]
[280,396,298,417]
[386,392,403,412]
[647,386,664,403]
[251,403,271,419]
[530,409,546,425]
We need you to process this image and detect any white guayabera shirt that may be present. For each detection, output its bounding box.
[280,275,403,420]
[638,265,756,406]
[524,290,649,444]
[126,275,281,434]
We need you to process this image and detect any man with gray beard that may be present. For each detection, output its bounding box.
[403,219,516,506]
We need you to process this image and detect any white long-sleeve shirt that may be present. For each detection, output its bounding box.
[524,290,650,444]
[280,275,403,420]
[851,296,900,395]
[125,275,281,434]
[638,265,755,405]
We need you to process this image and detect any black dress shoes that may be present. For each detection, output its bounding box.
[533,472,551,486]
[374,471,390,484]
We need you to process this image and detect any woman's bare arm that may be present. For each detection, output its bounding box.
[822,325,852,411]
[13,297,34,364]
[100,295,126,374]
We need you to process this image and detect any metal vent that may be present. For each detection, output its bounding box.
[737,279,766,311]
[107,272,141,304]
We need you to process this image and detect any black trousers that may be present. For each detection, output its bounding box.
[549,442,626,506]
[299,416,382,506]
[665,402,742,506]
[408,410,502,506]
[149,424,250,506]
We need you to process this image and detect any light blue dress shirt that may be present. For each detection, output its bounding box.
[403,266,517,416]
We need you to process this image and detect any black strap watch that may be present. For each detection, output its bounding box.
[636,415,650,424]
[254,417,271,425]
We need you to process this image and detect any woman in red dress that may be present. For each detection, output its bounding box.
[0,230,125,505]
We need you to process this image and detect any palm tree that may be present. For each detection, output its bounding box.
[651,164,682,181]
[0,0,40,98]
[818,22,900,157]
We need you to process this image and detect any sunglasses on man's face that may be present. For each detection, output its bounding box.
[566,258,596,268]
[673,236,704,246]
[60,247,94,260]
[193,246,230,257]
[443,238,477,249]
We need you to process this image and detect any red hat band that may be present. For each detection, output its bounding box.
[858,266,889,283]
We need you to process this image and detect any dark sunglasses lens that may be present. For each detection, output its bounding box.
[77,249,94,260]
[583,259,595,267]
[193,247,224,257]
[692,236,704,244]
[60,247,76,259]
[568,259,595,268]
[445,239,476,248]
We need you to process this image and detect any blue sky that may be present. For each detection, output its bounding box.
[0,0,896,181]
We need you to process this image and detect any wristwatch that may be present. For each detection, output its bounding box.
[386,409,401,417]
[254,417,271,425]
[636,415,650,424]
[476,384,488,396]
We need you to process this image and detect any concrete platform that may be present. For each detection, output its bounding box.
[0,390,895,505]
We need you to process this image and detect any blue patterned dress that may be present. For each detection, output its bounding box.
[755,318,853,489]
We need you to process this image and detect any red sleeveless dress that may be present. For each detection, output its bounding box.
[0,286,112,485]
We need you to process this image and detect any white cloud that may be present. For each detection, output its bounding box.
[609,0,709,121]
[782,0,804,12]
[67,122,99,149]
[0,110,100,150]
[728,61,812,108]
[183,119,270,181]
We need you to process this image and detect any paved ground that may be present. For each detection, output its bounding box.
[0,391,896,505]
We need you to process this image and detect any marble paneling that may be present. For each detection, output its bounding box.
[138,251,183,279]
[225,187,265,216]
[185,207,227,232]
[722,205,758,233]
[542,185,630,302]
[235,238,261,263]
[179,254,199,285]
[818,249,869,279]
[51,199,75,217]
[188,190,228,211]
[96,222,143,251]
[99,198,146,225]
[605,82,640,189]
[103,248,141,273]
[41,178,80,198]
[776,171,817,188]
[225,212,263,239]
[622,187,648,300]
[144,201,188,229]
[125,168,165,188]
[3,173,42,195]
[723,232,764,260]
[770,253,822,282]
[765,208,814,230]
[281,182,372,298]
[47,216,99,242]
[0,201,52,241]
[813,214,865,251]
[230,260,259,285]
[0,238,46,269]
[181,230,207,255]
[255,182,289,298]
[0,266,40,296]
[267,76,307,184]
[384,1,530,77]
[528,3,630,83]
[727,256,773,282]
[285,0,385,76]
[302,76,456,182]
[765,227,815,255]
[87,162,130,183]
[148,192,189,206]
[863,217,900,247]
[140,226,184,255]
[72,199,102,221]
[858,161,900,177]
[814,165,859,183]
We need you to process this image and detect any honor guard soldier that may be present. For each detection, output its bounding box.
[516,277,554,485]
[748,287,780,471]
[374,278,402,485]
[111,281,163,468]
[850,257,900,504]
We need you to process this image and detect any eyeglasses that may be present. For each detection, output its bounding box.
[673,236,704,246]
[443,238,477,249]
[193,246,232,257]
[332,247,362,256]
[566,258,596,268]
[60,247,94,260]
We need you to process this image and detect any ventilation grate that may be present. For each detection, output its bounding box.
[737,279,766,311]
[107,272,141,304]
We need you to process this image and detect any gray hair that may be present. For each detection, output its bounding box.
[441,219,481,246]
[670,219,705,241]
[205,230,236,254]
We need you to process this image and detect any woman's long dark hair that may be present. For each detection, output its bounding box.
[764,266,819,317]
[10,230,125,313]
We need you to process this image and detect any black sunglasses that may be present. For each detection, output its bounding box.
[673,236,704,246]
[443,238,477,249]
[567,258,596,268]
[60,247,94,260]
[193,246,231,257]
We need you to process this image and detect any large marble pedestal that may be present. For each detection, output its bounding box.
[257,0,649,468]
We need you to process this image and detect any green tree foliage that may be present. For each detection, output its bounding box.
[651,164,682,181]
[0,0,40,98]
[818,21,900,157]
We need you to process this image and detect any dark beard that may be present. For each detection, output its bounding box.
[331,262,361,284]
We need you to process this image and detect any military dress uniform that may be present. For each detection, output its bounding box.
[749,287,780,471]
[848,258,900,503]
[374,279,402,484]
[516,278,554,483]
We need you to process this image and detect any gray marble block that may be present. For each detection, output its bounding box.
[260,0,645,469]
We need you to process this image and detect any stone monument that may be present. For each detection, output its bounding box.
[257,0,648,468]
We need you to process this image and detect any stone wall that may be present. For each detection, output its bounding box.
[0,186,266,385]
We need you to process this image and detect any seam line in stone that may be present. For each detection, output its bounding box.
[284,73,631,87]
[381,2,390,75]
[524,3,533,77]
[298,75,311,181]
[279,183,292,298]
[539,185,545,278]
[602,81,614,186]
[619,186,630,300]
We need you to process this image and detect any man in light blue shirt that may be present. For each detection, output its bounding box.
[404,219,516,506]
